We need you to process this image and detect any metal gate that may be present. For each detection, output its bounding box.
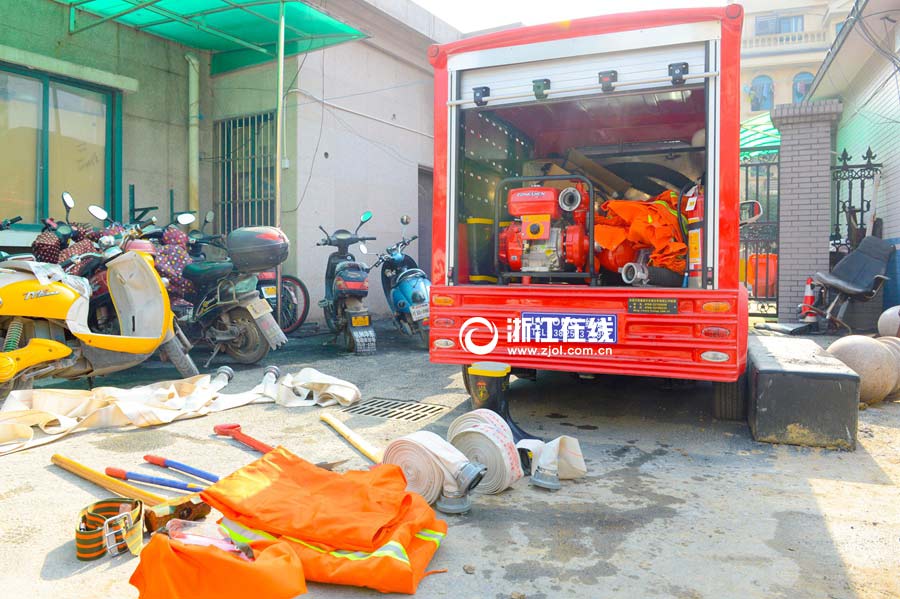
[739,149,779,318]
[212,111,276,232]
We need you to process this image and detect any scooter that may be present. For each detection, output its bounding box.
[0,202,197,400]
[179,213,290,366]
[371,215,431,348]
[316,211,377,355]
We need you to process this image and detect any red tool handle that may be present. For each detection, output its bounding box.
[231,429,274,453]
[213,423,274,454]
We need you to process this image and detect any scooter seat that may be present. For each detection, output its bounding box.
[183,261,233,285]
[335,261,367,275]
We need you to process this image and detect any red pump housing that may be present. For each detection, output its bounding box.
[498,185,590,273]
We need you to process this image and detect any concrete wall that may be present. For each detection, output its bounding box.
[772,100,843,322]
[2,0,450,322]
[0,0,214,223]
[285,42,435,318]
[206,3,447,319]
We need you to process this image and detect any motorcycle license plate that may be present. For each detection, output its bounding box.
[246,297,273,319]
[261,285,277,299]
[410,302,429,321]
[351,315,370,327]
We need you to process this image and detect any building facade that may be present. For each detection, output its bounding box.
[809,0,900,309]
[0,0,459,319]
[740,0,852,120]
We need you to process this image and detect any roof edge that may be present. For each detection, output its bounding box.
[427,6,739,69]
[808,0,868,97]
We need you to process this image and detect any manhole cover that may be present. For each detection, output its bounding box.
[341,398,448,422]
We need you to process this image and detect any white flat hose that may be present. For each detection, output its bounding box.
[382,431,469,504]
[448,409,523,494]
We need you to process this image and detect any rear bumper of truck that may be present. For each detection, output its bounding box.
[428,285,748,383]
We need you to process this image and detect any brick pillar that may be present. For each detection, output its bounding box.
[771,100,843,322]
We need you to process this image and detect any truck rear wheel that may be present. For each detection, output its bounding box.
[713,376,747,421]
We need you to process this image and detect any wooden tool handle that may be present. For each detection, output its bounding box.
[319,413,383,463]
[51,454,164,506]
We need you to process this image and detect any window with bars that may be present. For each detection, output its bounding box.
[211,111,276,233]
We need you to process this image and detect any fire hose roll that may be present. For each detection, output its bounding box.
[448,409,523,494]
[382,431,468,505]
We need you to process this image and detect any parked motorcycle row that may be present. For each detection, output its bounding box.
[0,193,430,395]
[316,211,431,355]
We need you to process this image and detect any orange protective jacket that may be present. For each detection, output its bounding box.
[130,535,307,599]
[200,447,448,595]
[594,190,688,274]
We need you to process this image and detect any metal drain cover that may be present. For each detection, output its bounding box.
[341,398,448,422]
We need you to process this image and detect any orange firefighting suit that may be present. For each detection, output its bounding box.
[593,190,689,274]
[130,535,307,599]
[170,447,443,595]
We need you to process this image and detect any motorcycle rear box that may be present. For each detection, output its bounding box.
[226,227,290,272]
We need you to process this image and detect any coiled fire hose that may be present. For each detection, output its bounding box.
[447,409,523,494]
[381,431,486,514]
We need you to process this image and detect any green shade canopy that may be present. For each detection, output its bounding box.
[60,0,366,74]
[740,112,780,155]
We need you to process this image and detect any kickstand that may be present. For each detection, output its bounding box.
[204,344,223,368]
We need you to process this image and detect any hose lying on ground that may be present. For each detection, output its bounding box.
[382,431,472,505]
[447,409,523,494]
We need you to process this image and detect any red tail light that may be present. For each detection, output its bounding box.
[701,326,731,338]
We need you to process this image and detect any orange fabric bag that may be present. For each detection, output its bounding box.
[594,190,688,274]
[201,447,448,594]
[129,535,306,599]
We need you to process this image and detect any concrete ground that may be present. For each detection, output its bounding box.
[1,321,898,599]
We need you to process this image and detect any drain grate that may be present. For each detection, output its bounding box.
[341,398,448,422]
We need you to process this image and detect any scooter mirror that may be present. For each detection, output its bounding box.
[88,205,109,221]
[359,243,369,255]
[355,211,373,234]
[400,215,411,225]
[61,191,75,210]
[176,213,197,226]
[205,210,215,224]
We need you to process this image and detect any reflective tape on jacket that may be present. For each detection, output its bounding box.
[219,518,446,567]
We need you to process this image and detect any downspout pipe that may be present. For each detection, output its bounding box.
[185,52,200,218]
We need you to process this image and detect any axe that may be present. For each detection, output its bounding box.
[52,454,211,532]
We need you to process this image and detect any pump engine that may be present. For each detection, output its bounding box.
[498,185,590,273]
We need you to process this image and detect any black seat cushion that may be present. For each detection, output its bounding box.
[813,236,895,298]
[183,261,233,285]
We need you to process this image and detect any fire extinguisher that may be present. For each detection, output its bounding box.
[680,184,704,288]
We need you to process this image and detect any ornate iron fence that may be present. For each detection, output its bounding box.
[831,147,882,255]
[739,149,779,318]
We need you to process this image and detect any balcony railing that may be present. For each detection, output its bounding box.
[742,30,829,50]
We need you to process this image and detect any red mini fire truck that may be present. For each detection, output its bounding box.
[427,7,751,418]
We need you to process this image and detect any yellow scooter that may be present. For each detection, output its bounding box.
[0,203,197,399]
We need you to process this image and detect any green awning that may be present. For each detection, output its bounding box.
[740,112,780,155]
[59,0,366,75]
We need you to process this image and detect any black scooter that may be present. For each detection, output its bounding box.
[316,211,377,355]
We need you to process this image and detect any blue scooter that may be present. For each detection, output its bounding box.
[371,215,431,348]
